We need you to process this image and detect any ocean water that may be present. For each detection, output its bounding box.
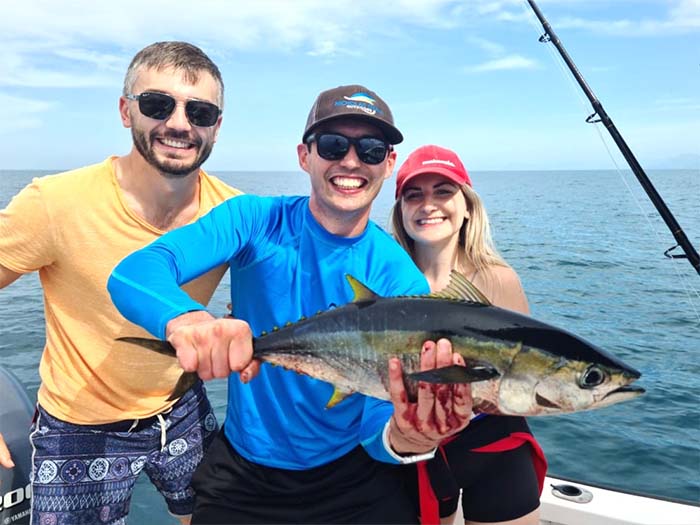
[1,167,698,523]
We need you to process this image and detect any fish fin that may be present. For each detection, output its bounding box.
[325,387,353,409]
[117,336,177,357]
[117,337,195,401]
[166,372,198,401]
[427,270,491,305]
[407,363,500,384]
[345,274,381,302]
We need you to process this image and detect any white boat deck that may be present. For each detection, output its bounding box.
[539,476,700,525]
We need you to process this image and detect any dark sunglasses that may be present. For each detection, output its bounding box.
[125,91,221,127]
[306,133,391,165]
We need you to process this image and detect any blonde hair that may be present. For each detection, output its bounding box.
[391,183,509,276]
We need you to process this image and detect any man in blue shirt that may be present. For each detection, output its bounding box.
[109,84,471,523]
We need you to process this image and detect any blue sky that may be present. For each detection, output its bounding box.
[1,0,698,171]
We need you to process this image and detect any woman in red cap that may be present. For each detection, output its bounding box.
[391,144,546,525]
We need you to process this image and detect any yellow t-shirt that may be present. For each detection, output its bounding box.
[0,157,241,424]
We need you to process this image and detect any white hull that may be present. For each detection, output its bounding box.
[540,476,700,525]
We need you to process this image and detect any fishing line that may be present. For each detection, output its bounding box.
[517,0,700,322]
[585,128,700,322]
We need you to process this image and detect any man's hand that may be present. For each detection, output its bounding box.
[165,311,260,383]
[0,433,15,468]
[387,339,472,455]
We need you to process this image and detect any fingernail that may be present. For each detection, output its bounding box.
[240,371,248,383]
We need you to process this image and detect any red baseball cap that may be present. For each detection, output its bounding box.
[395,145,471,198]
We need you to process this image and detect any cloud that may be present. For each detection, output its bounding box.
[0,92,53,132]
[554,0,700,36]
[467,36,507,56]
[1,0,696,90]
[0,0,515,89]
[669,0,700,28]
[0,54,120,88]
[463,33,538,74]
[0,1,455,87]
[0,37,128,88]
[464,54,539,73]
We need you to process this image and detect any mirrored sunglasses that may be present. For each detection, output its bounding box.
[306,133,391,165]
[125,92,221,127]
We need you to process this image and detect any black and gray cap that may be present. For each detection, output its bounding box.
[302,84,403,144]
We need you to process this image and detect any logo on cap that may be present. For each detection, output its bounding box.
[335,92,384,116]
[422,159,456,168]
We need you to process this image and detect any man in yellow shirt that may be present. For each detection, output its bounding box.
[0,41,240,524]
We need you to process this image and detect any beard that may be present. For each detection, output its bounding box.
[132,127,214,178]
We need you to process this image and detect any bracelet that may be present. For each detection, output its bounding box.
[382,420,437,464]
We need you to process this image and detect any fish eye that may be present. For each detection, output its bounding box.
[579,365,606,389]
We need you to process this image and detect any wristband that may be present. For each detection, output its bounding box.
[382,420,437,464]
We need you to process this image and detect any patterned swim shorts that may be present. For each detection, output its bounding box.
[28,381,218,525]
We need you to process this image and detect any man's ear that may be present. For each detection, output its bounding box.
[383,149,397,180]
[119,97,132,129]
[297,143,311,172]
[212,115,223,142]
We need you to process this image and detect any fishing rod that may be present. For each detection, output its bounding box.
[525,0,700,277]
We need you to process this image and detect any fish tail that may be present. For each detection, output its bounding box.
[166,372,198,401]
[117,336,177,357]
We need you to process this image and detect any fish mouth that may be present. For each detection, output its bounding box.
[605,385,645,397]
[535,393,561,409]
[535,385,645,410]
[596,384,645,408]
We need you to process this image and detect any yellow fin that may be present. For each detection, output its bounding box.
[428,270,491,305]
[345,274,381,302]
[325,388,352,409]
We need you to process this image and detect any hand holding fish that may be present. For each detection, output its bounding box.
[0,433,15,469]
[165,311,259,382]
[387,339,472,455]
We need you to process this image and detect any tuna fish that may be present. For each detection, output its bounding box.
[118,272,644,415]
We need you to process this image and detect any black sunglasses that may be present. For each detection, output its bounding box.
[125,92,221,127]
[306,133,391,165]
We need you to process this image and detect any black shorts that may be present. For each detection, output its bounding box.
[191,429,419,524]
[405,416,546,523]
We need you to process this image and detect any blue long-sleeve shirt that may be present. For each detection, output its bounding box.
[109,195,429,469]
